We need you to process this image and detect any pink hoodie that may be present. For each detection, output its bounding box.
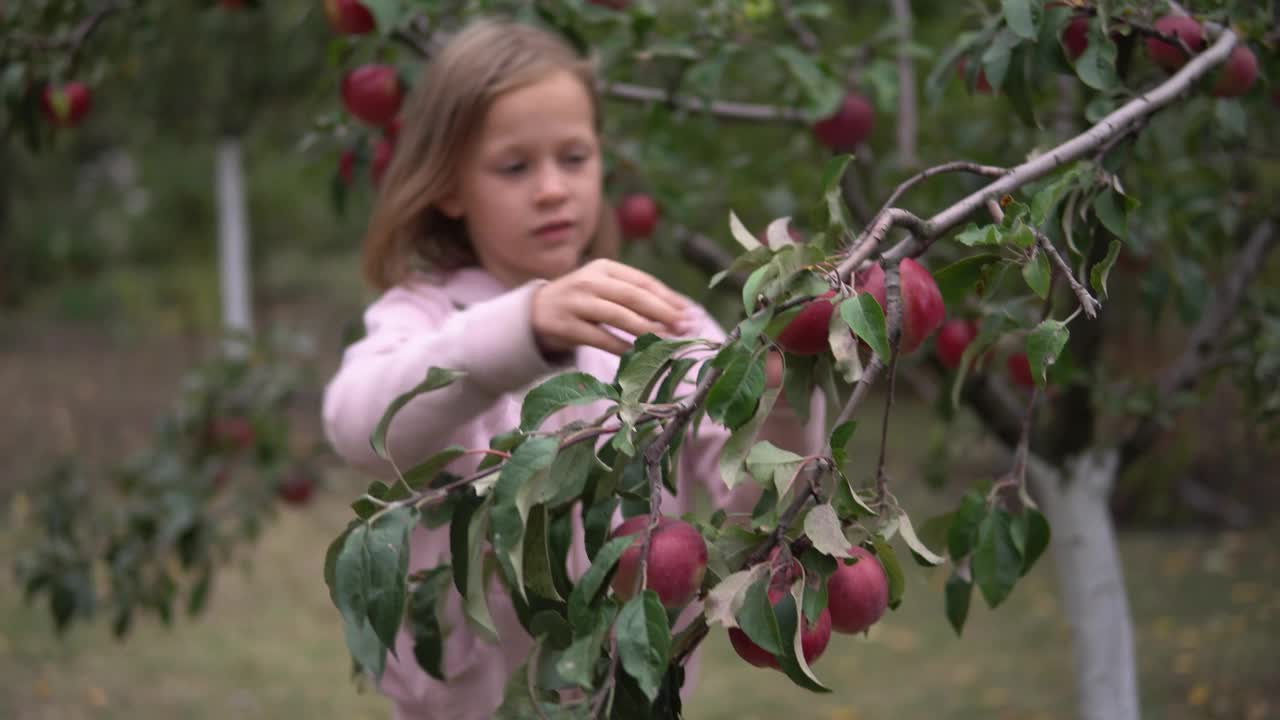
[322,266,826,719]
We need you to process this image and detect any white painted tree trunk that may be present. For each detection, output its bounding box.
[215,136,253,357]
[1029,450,1140,720]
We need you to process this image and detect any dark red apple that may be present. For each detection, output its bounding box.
[1211,45,1258,98]
[338,149,356,185]
[935,318,980,370]
[1062,16,1090,61]
[728,586,832,670]
[775,290,838,356]
[278,471,315,505]
[856,258,946,355]
[40,82,92,128]
[383,115,401,142]
[210,416,255,451]
[370,137,394,187]
[609,515,707,609]
[616,194,660,240]
[341,64,402,128]
[812,93,875,152]
[826,547,889,635]
[1008,352,1036,389]
[324,0,375,35]
[1145,15,1204,71]
[955,57,994,94]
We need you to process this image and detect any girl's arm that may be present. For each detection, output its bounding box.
[322,280,568,474]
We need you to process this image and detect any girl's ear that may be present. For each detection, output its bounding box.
[437,191,464,219]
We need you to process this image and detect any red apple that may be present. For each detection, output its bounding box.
[324,0,375,35]
[342,64,402,128]
[826,547,889,635]
[935,318,980,370]
[856,257,946,355]
[40,82,92,128]
[728,586,832,670]
[955,57,994,94]
[278,471,315,505]
[1145,15,1204,71]
[338,149,356,185]
[1062,16,1090,61]
[1008,352,1036,389]
[1211,45,1258,98]
[609,515,707,609]
[209,416,255,451]
[383,115,401,142]
[775,290,838,356]
[812,93,875,152]
[370,137,394,187]
[616,193,660,240]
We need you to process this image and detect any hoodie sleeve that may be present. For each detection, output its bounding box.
[321,279,567,475]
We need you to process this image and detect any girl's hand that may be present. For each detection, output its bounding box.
[532,259,695,356]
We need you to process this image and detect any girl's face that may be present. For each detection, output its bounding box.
[439,70,603,288]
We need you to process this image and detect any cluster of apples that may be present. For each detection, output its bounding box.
[959,6,1259,99]
[205,415,316,505]
[606,516,891,671]
[325,0,401,188]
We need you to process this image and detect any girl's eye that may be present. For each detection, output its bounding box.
[498,161,527,175]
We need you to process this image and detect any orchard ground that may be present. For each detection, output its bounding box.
[1,256,1277,720]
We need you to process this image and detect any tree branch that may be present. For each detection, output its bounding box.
[778,0,820,52]
[600,82,807,123]
[1119,219,1278,470]
[673,226,743,288]
[879,29,1244,262]
[876,161,1008,219]
[986,198,1100,319]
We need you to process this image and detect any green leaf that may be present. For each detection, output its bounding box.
[334,508,417,659]
[1214,98,1247,140]
[707,345,766,430]
[547,442,597,508]
[619,340,694,408]
[945,571,973,636]
[822,155,855,240]
[464,500,498,639]
[935,254,1001,310]
[1026,319,1069,387]
[1002,46,1038,128]
[522,506,562,601]
[897,511,945,565]
[362,0,403,34]
[1019,509,1051,576]
[568,535,633,634]
[520,373,618,431]
[408,566,453,681]
[1002,0,1040,40]
[1075,28,1118,90]
[1093,188,1128,239]
[557,604,616,690]
[870,536,905,609]
[718,387,782,488]
[616,591,671,702]
[780,578,829,690]
[947,491,987,560]
[981,29,1021,91]
[1009,222,1037,250]
[782,354,816,425]
[773,46,844,117]
[803,503,853,558]
[839,294,890,361]
[1091,239,1123,300]
[829,421,857,469]
[1022,250,1052,300]
[491,437,561,599]
[972,509,1021,608]
[1030,167,1083,226]
[403,446,467,491]
[746,441,805,497]
[954,223,1003,247]
[370,367,466,463]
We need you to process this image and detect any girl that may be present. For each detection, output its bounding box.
[322,17,826,720]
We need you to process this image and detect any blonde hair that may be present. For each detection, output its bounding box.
[361,18,620,291]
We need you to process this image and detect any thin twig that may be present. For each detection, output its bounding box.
[986,198,1099,319]
[601,82,807,123]
[876,161,1009,220]
[833,208,930,279]
[778,0,820,51]
[831,356,886,435]
[590,635,619,718]
[873,262,903,504]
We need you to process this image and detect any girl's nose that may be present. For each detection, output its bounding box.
[535,165,569,204]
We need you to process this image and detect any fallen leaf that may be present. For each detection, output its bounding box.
[1187,682,1210,706]
[87,686,108,707]
[1231,582,1263,605]
[1174,652,1194,675]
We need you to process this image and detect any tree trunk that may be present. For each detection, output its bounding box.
[215,136,253,356]
[1029,450,1140,720]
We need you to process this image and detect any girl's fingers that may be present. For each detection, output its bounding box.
[591,279,690,334]
[571,322,632,356]
[601,263,691,316]
[577,296,672,340]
